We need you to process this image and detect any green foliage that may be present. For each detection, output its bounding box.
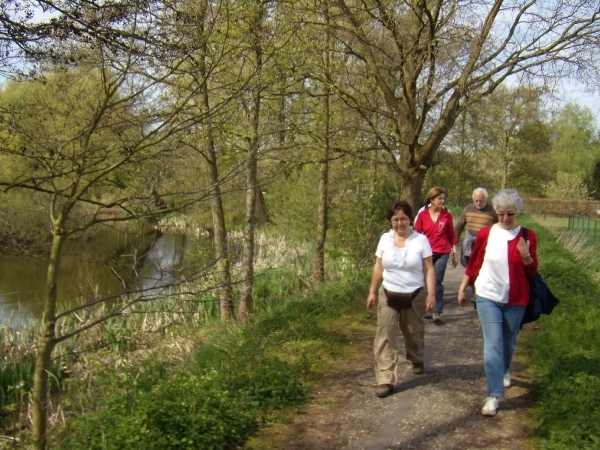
[519,217,600,448]
[329,178,400,265]
[546,171,590,200]
[55,276,368,449]
[588,159,600,200]
[0,327,63,430]
[551,103,600,182]
[427,85,555,200]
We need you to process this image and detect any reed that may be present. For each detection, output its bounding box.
[532,214,600,282]
[0,230,359,444]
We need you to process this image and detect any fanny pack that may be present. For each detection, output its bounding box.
[383,287,423,310]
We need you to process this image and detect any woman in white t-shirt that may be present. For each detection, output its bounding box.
[367,200,436,398]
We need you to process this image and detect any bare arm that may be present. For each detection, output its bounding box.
[367,257,384,310]
[422,256,436,312]
[458,274,471,306]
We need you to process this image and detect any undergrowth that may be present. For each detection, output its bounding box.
[52,277,368,449]
[0,229,366,448]
[521,216,600,449]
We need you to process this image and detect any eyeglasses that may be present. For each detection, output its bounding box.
[497,212,516,217]
[391,218,410,224]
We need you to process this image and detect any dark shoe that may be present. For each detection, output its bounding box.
[424,312,433,319]
[433,312,442,324]
[375,384,394,398]
[412,363,424,374]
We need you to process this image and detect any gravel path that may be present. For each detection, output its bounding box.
[251,259,535,449]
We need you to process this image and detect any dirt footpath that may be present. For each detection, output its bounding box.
[248,260,535,450]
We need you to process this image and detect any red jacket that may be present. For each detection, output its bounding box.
[414,207,457,254]
[465,226,538,306]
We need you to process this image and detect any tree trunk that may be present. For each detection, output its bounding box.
[400,171,426,215]
[313,93,329,285]
[198,0,234,320]
[32,232,64,450]
[254,189,268,225]
[501,133,510,189]
[457,112,468,205]
[239,5,264,322]
[207,159,235,320]
[313,10,331,285]
[239,95,260,322]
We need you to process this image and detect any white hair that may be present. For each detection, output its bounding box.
[472,187,489,200]
[492,189,524,214]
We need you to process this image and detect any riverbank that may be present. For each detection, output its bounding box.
[2,216,599,447]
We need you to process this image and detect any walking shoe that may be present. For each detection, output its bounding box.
[503,371,511,388]
[375,384,394,398]
[424,312,433,319]
[482,397,499,416]
[412,363,424,374]
[432,312,442,324]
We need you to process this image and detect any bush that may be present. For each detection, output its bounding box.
[60,361,303,450]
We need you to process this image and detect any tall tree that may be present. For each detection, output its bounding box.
[324,0,600,208]
[475,85,552,193]
[239,0,267,321]
[0,62,204,448]
[551,102,600,186]
[312,6,333,285]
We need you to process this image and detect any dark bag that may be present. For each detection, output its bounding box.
[384,287,423,310]
[519,227,560,329]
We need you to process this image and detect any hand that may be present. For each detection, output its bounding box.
[367,293,377,310]
[452,253,458,268]
[458,290,467,307]
[425,293,435,312]
[517,237,530,256]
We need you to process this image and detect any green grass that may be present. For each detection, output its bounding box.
[520,216,600,449]
[531,215,569,232]
[52,275,370,449]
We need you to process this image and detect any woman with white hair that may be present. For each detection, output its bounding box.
[457,189,538,417]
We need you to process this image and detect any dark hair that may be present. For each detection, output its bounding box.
[387,200,413,221]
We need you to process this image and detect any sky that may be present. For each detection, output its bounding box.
[559,83,600,129]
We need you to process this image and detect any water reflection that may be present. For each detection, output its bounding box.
[0,223,208,325]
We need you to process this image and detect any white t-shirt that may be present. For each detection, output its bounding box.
[375,229,433,293]
[474,224,521,303]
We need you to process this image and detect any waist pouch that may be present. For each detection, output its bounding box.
[384,287,423,310]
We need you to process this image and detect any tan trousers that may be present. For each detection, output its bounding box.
[374,285,427,385]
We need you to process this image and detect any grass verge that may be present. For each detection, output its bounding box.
[520,216,600,449]
[50,274,370,449]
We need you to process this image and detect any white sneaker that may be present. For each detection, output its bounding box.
[503,372,511,388]
[482,397,499,416]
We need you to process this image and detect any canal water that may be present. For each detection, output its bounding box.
[0,223,209,325]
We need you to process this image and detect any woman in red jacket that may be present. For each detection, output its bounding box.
[414,187,458,324]
[457,189,538,417]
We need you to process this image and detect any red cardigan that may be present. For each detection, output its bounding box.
[414,207,457,254]
[465,226,538,306]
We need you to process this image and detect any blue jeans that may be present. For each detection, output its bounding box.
[433,253,449,314]
[476,296,526,398]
